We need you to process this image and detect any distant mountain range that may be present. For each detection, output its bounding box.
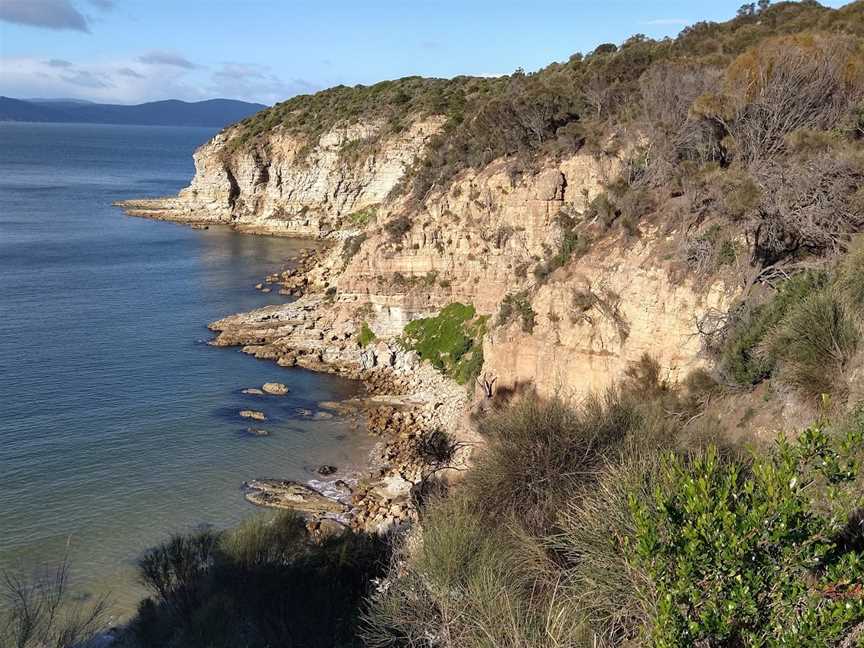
[0,97,267,127]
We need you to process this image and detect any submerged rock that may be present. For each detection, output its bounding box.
[242,388,265,395]
[244,479,347,514]
[239,409,266,421]
[317,465,337,476]
[262,382,289,395]
[245,427,271,437]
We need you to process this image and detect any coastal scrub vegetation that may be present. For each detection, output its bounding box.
[401,302,487,385]
[718,238,864,400]
[364,373,864,647]
[226,1,864,225]
[127,511,388,648]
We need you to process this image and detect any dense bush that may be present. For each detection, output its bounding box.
[365,377,864,648]
[401,303,487,385]
[357,321,377,348]
[632,423,864,646]
[719,271,827,385]
[465,392,645,534]
[130,512,388,648]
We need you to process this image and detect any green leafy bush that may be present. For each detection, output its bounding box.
[631,423,864,647]
[401,302,487,384]
[346,205,377,228]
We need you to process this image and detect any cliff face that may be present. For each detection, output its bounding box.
[119,117,444,237]
[333,147,733,398]
[121,114,735,400]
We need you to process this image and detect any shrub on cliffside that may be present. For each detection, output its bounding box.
[631,423,864,646]
[365,382,864,648]
[719,242,864,400]
[401,303,487,385]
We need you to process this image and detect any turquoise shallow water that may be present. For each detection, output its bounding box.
[0,122,373,615]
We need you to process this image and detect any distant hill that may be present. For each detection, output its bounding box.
[0,97,267,127]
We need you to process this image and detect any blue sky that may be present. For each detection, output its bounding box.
[0,0,851,105]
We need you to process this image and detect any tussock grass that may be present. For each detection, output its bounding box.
[766,289,859,400]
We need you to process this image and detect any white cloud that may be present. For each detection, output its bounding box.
[208,62,317,104]
[0,56,315,105]
[138,50,198,70]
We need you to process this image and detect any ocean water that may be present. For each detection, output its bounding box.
[0,122,373,615]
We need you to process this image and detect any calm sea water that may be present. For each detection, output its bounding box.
[0,122,372,615]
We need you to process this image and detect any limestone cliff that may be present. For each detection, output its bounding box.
[128,110,736,401]
[118,116,444,237]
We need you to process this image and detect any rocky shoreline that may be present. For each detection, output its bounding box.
[210,268,472,534]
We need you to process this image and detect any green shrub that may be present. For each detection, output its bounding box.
[720,271,827,385]
[357,321,377,348]
[766,290,859,400]
[130,512,389,648]
[138,529,219,621]
[835,236,864,317]
[466,393,646,533]
[347,205,377,228]
[631,423,864,647]
[401,302,487,385]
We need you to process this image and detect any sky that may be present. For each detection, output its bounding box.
[0,0,852,106]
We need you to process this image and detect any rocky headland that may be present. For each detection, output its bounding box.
[118,44,864,532]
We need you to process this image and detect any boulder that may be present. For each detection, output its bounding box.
[262,382,289,395]
[243,479,347,514]
[239,409,266,421]
[317,465,337,476]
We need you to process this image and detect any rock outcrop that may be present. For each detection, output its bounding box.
[117,117,444,237]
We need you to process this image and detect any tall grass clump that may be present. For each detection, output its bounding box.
[766,289,859,400]
[719,271,827,385]
[465,393,643,533]
[363,494,585,648]
[0,558,109,648]
[554,457,660,645]
[835,236,864,318]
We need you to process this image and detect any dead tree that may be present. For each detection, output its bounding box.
[476,372,497,399]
